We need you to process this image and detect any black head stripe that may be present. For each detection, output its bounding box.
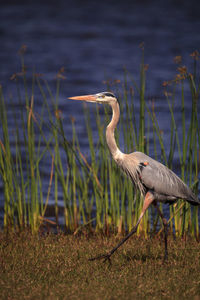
[103,92,115,98]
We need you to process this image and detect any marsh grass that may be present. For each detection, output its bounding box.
[0,231,200,299]
[0,49,199,237]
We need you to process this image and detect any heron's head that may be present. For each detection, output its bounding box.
[68,92,117,104]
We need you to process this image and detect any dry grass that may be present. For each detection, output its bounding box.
[0,230,200,299]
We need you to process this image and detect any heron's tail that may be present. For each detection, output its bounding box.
[186,194,200,206]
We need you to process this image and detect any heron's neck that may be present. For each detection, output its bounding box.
[106,101,123,159]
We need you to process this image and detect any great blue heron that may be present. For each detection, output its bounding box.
[68,91,199,262]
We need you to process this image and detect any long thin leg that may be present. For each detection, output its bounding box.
[89,192,155,263]
[154,203,168,261]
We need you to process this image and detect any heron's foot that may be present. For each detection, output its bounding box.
[161,250,168,264]
[89,252,112,264]
[163,252,168,262]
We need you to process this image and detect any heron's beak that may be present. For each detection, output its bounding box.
[68,94,97,103]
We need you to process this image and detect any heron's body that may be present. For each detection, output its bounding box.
[68,91,199,262]
[105,97,198,206]
[115,151,198,204]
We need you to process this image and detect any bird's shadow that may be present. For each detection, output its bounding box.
[121,251,163,263]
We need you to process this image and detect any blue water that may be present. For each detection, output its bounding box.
[1,0,200,94]
[0,0,199,223]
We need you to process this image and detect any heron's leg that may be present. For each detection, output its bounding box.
[89,192,155,263]
[154,203,168,261]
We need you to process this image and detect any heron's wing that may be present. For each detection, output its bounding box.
[139,157,198,203]
[122,152,198,204]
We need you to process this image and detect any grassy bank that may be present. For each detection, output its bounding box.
[0,231,200,299]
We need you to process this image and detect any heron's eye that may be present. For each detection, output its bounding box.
[101,95,105,98]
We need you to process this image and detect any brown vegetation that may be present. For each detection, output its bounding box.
[0,231,199,299]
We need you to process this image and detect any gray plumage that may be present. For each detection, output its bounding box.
[68,91,199,262]
[120,151,199,205]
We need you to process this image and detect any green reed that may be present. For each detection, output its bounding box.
[0,49,199,237]
[0,58,55,233]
